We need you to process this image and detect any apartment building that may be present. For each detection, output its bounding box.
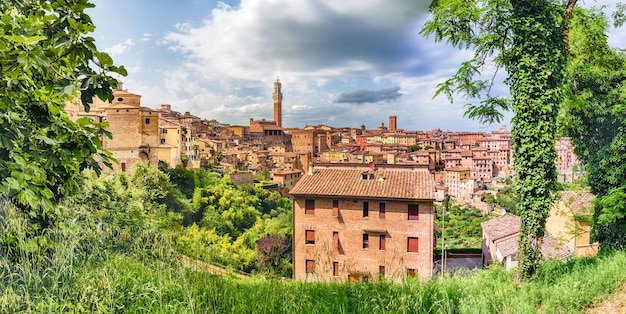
[290,163,435,282]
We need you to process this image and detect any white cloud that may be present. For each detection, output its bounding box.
[104,39,134,56]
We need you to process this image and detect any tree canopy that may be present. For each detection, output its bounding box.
[0,0,125,247]
[559,7,626,251]
[422,0,577,278]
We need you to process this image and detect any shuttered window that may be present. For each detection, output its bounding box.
[407,237,419,253]
[305,230,315,244]
[306,260,315,273]
[305,199,315,215]
[408,204,419,220]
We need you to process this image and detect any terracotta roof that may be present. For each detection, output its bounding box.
[289,166,434,200]
[484,215,573,261]
[481,215,521,241]
[445,167,470,172]
[498,236,519,257]
[560,191,595,215]
[541,233,574,260]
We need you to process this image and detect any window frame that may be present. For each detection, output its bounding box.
[305,230,315,245]
[407,237,419,253]
[306,260,315,274]
[363,233,369,249]
[305,199,315,215]
[379,202,386,219]
[408,204,419,220]
[363,201,369,217]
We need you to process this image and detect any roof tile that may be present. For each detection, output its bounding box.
[289,165,434,200]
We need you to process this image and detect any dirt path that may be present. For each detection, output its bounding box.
[180,255,249,279]
[587,282,626,314]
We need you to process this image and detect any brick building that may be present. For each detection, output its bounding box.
[289,163,435,282]
[65,82,159,174]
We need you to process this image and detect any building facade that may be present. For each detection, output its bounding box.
[289,163,435,282]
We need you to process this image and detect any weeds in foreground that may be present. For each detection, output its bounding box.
[2,197,626,313]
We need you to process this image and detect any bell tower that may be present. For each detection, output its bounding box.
[273,77,283,127]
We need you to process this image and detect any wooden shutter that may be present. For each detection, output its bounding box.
[305,199,315,215]
[305,230,315,244]
[408,237,419,253]
[408,204,419,220]
[306,260,315,273]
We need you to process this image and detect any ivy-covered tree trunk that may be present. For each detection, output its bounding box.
[422,0,576,279]
[509,0,566,278]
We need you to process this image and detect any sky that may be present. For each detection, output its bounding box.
[88,0,625,132]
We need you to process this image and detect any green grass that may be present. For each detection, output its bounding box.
[3,199,626,313]
[3,246,626,313]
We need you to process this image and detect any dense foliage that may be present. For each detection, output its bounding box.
[66,164,293,277]
[435,203,489,249]
[3,191,626,313]
[0,0,125,255]
[560,8,626,251]
[422,0,577,278]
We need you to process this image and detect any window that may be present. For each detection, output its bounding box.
[305,199,315,215]
[305,230,315,245]
[333,231,339,249]
[145,118,151,124]
[333,262,339,277]
[363,201,369,217]
[379,203,386,219]
[379,265,385,277]
[363,234,369,249]
[408,204,419,220]
[408,237,419,253]
[332,200,339,217]
[306,260,315,274]
[379,235,386,251]
[407,269,417,277]
[121,162,126,172]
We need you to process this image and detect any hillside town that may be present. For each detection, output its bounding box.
[65,79,581,197]
[64,79,589,281]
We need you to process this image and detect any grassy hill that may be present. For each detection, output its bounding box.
[3,166,626,313]
[3,231,626,313]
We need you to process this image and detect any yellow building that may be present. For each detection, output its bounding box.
[546,191,598,257]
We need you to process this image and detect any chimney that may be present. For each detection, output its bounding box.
[308,163,314,175]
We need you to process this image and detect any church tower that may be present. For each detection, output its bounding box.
[273,77,283,127]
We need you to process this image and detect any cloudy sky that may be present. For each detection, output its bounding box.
[88,0,624,131]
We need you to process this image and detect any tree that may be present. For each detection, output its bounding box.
[422,0,578,278]
[559,8,626,250]
[0,0,125,246]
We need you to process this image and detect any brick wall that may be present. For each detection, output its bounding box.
[293,196,434,282]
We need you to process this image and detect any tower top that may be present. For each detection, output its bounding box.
[276,76,280,82]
